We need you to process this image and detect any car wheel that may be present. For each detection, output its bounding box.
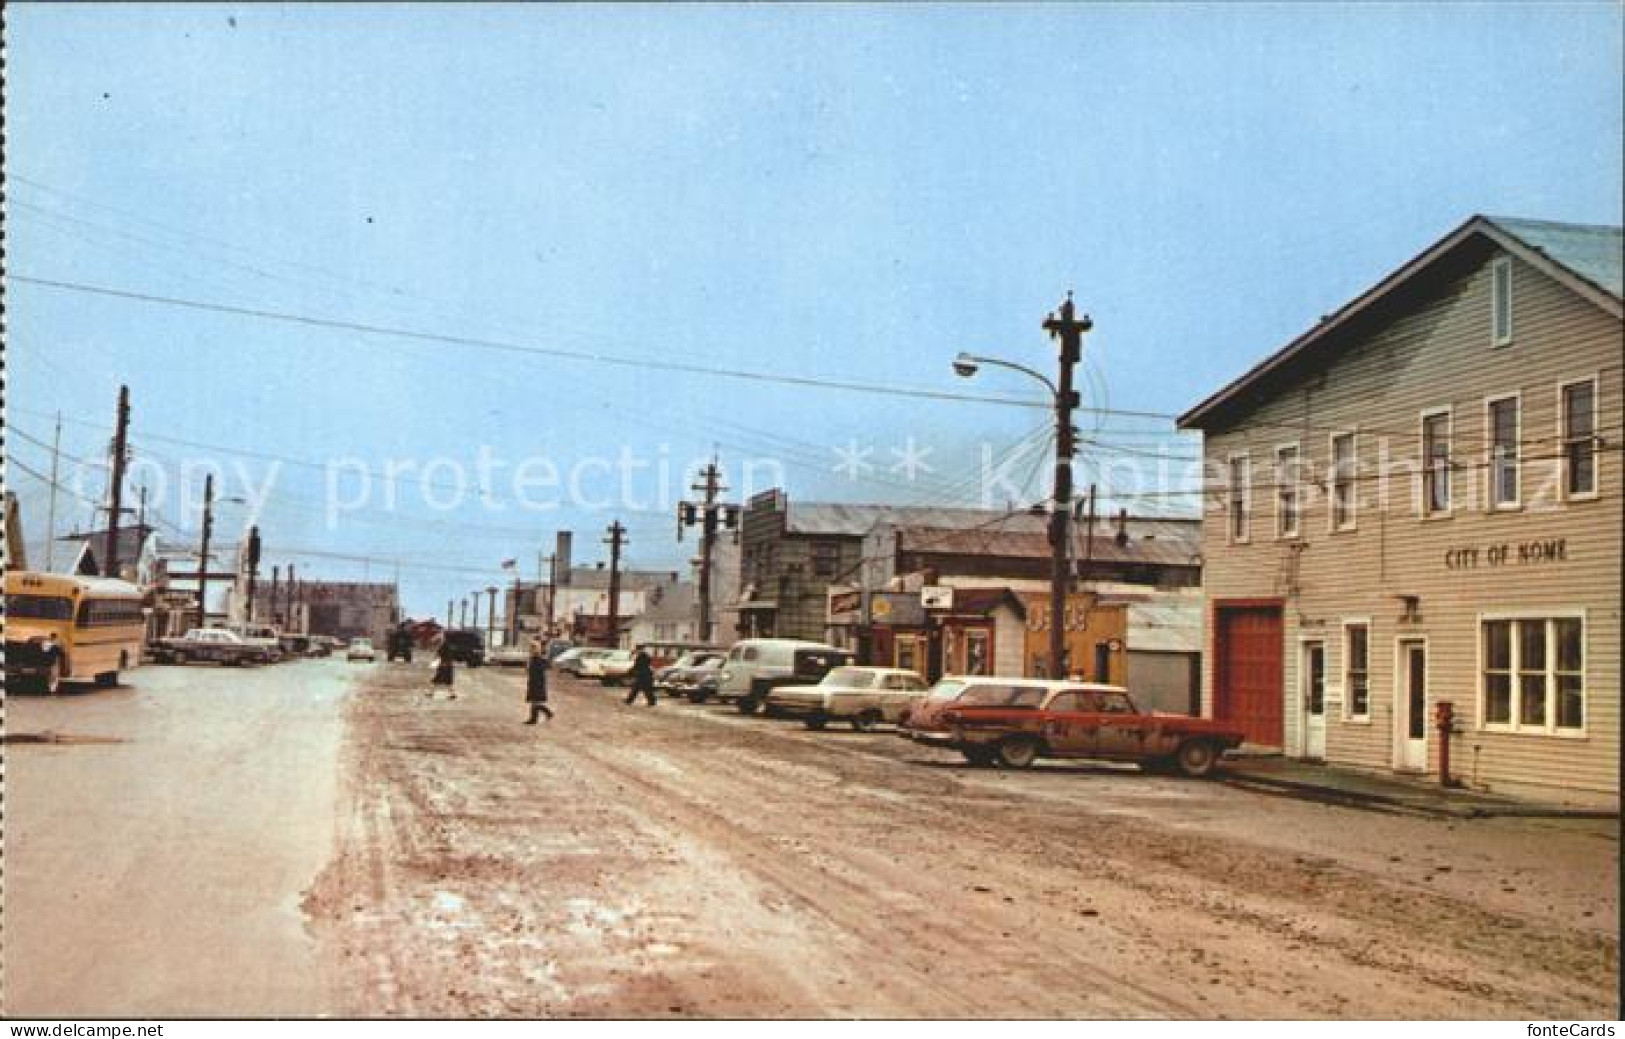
[803,715,829,731]
[851,709,883,732]
[1175,740,1219,779]
[94,671,119,688]
[996,737,1040,769]
[687,690,710,704]
[736,696,761,715]
[962,747,997,768]
[174,651,191,665]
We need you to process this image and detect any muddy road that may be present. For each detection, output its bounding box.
[4,659,353,1017]
[302,663,1618,1019]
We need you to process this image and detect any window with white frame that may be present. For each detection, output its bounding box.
[1422,411,1451,514]
[1344,623,1369,718]
[1330,432,1356,530]
[1488,396,1519,508]
[1228,455,1250,542]
[1562,379,1597,498]
[1275,445,1300,538]
[1491,256,1514,346]
[1482,616,1584,733]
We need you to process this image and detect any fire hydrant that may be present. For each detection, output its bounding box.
[1434,701,1461,788]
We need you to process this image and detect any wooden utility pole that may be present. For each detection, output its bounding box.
[678,460,738,645]
[460,598,469,627]
[44,412,62,572]
[104,385,131,577]
[471,589,481,630]
[486,586,499,648]
[288,563,299,632]
[604,520,626,648]
[1041,296,1090,679]
[446,599,454,628]
[270,565,281,627]
[244,525,262,623]
[196,473,215,628]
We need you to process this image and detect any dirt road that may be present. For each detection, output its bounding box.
[305,664,1618,1019]
[4,659,353,1017]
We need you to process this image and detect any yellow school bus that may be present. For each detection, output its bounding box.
[5,570,146,693]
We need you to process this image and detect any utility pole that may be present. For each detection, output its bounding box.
[486,586,498,648]
[270,565,281,627]
[136,485,149,539]
[196,473,215,628]
[677,459,739,645]
[104,385,131,578]
[1041,296,1090,679]
[288,563,298,632]
[244,525,262,623]
[460,598,469,627]
[45,411,62,571]
[509,569,523,645]
[604,520,626,648]
[545,553,558,634]
[471,589,481,630]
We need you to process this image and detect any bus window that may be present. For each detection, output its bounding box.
[10,595,75,621]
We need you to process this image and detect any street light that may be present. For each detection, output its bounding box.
[953,296,1092,679]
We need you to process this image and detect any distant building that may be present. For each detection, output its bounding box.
[272,580,400,645]
[1180,215,1620,802]
[731,490,1023,641]
[4,492,26,571]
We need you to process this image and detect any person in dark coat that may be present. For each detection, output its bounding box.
[623,646,656,706]
[525,640,554,724]
[432,639,456,688]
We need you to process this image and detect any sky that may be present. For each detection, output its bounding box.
[8,2,1622,618]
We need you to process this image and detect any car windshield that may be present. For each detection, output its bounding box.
[820,668,876,688]
[608,651,633,661]
[926,679,967,701]
[8,595,75,621]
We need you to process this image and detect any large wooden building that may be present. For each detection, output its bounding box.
[1180,215,1621,803]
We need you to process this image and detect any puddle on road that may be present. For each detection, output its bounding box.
[2,731,128,745]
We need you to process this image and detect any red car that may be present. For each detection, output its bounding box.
[898,677,1245,777]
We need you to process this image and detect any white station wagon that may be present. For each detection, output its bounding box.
[764,666,930,731]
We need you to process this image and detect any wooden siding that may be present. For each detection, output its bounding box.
[1197,248,1622,797]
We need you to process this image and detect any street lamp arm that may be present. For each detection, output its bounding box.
[957,353,1059,399]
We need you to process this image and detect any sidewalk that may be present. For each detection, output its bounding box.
[1219,755,1619,820]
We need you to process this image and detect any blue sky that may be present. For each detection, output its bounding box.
[9,3,1621,617]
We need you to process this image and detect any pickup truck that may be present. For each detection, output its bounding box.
[151,628,278,666]
[898,677,1245,777]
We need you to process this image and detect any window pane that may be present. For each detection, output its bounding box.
[1519,675,1548,727]
[1484,673,1512,725]
[1519,621,1546,671]
[1563,382,1596,495]
[1490,399,1518,504]
[1484,621,1511,670]
[1555,619,1582,672]
[1493,259,1513,342]
[1557,674,1584,730]
[1423,414,1450,511]
[1347,625,1369,715]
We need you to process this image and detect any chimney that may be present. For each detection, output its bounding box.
[555,531,573,586]
[1115,508,1129,548]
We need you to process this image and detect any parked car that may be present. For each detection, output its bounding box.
[151,628,275,667]
[715,639,856,714]
[439,628,486,667]
[765,666,930,731]
[898,678,1245,776]
[655,650,725,692]
[303,636,333,658]
[553,647,614,678]
[581,649,639,685]
[544,639,575,661]
[489,643,530,667]
[225,623,284,662]
[347,638,377,662]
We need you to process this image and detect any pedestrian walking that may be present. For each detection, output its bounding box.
[525,639,554,724]
[431,638,456,690]
[623,646,656,706]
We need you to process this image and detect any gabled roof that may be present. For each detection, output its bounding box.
[1179,214,1623,431]
[897,517,1203,568]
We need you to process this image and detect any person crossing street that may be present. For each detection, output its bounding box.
[524,640,554,724]
[622,646,656,707]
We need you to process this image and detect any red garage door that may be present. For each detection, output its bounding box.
[1214,602,1284,747]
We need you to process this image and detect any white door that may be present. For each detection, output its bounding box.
[1397,641,1428,771]
[1301,642,1326,761]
